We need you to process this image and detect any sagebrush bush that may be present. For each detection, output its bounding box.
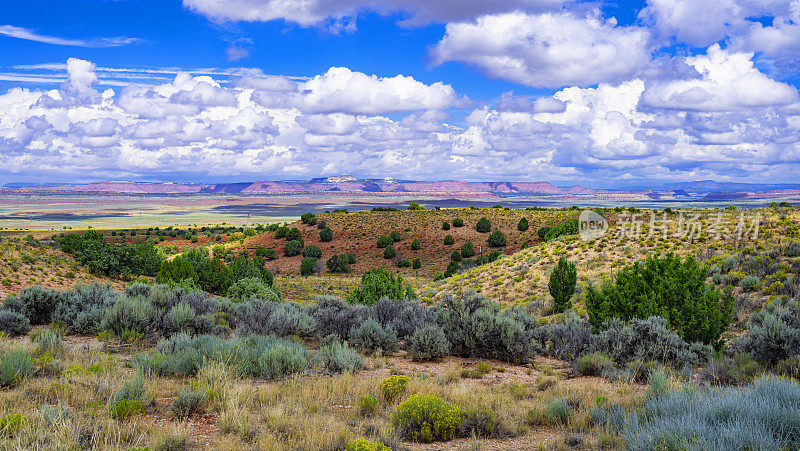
[53,283,118,334]
[586,253,734,345]
[697,353,760,386]
[576,352,614,376]
[13,286,68,325]
[235,299,314,337]
[373,297,434,338]
[349,319,399,355]
[108,373,147,418]
[317,340,364,373]
[311,296,370,339]
[603,377,800,450]
[0,310,30,337]
[258,343,309,378]
[31,329,63,354]
[408,324,450,361]
[391,394,461,442]
[0,349,35,388]
[380,375,409,400]
[438,290,535,363]
[736,298,800,364]
[171,387,206,418]
[100,295,157,336]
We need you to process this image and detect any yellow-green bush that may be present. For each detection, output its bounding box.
[380,375,409,400]
[0,413,27,435]
[391,393,461,442]
[344,438,391,451]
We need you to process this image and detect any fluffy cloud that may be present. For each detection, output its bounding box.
[181,0,564,26]
[431,11,652,88]
[2,55,800,184]
[641,45,799,111]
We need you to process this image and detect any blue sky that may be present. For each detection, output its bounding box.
[1,0,799,186]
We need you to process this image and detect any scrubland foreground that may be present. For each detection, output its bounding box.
[0,203,799,450]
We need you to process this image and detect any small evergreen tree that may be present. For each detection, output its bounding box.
[549,257,577,313]
[476,217,491,233]
[517,217,529,231]
[487,230,506,248]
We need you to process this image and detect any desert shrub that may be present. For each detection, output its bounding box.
[302,245,322,259]
[595,317,712,367]
[300,257,317,276]
[350,318,399,355]
[283,239,304,257]
[108,373,147,418]
[391,394,461,442]
[697,353,761,385]
[319,227,333,242]
[7,286,68,325]
[383,245,396,259]
[373,297,435,338]
[606,377,800,450]
[586,254,734,345]
[53,283,118,334]
[517,217,529,231]
[389,231,402,242]
[161,302,214,337]
[476,217,491,233]
[576,352,614,376]
[317,340,364,373]
[101,296,158,336]
[236,300,314,337]
[345,438,391,451]
[377,236,393,248]
[311,296,369,338]
[358,395,380,416]
[411,239,421,250]
[740,276,760,291]
[326,254,352,273]
[171,387,206,418]
[460,242,475,258]
[259,343,309,378]
[487,230,506,248]
[443,235,454,245]
[380,374,409,400]
[0,310,30,337]
[543,219,578,241]
[58,231,162,278]
[442,221,450,230]
[450,251,462,263]
[437,291,535,363]
[0,349,35,388]
[227,277,281,303]
[347,268,416,305]
[736,298,800,364]
[31,329,63,354]
[408,324,450,361]
[549,257,577,313]
[300,212,317,225]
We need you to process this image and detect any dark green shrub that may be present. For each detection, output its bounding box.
[544,219,578,240]
[476,217,491,233]
[300,213,317,225]
[412,258,421,269]
[349,319,398,355]
[450,251,462,263]
[300,257,317,276]
[452,218,464,227]
[517,217,529,231]
[326,254,351,273]
[302,245,322,259]
[0,310,30,337]
[347,268,416,305]
[586,254,734,345]
[319,227,333,242]
[377,236,392,248]
[156,256,199,286]
[460,242,475,258]
[411,239,421,250]
[442,221,450,230]
[391,394,461,442]
[537,227,550,240]
[390,231,402,242]
[408,324,450,361]
[287,228,302,241]
[283,239,304,257]
[443,235,454,245]
[549,257,577,313]
[383,245,396,259]
[487,230,506,248]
